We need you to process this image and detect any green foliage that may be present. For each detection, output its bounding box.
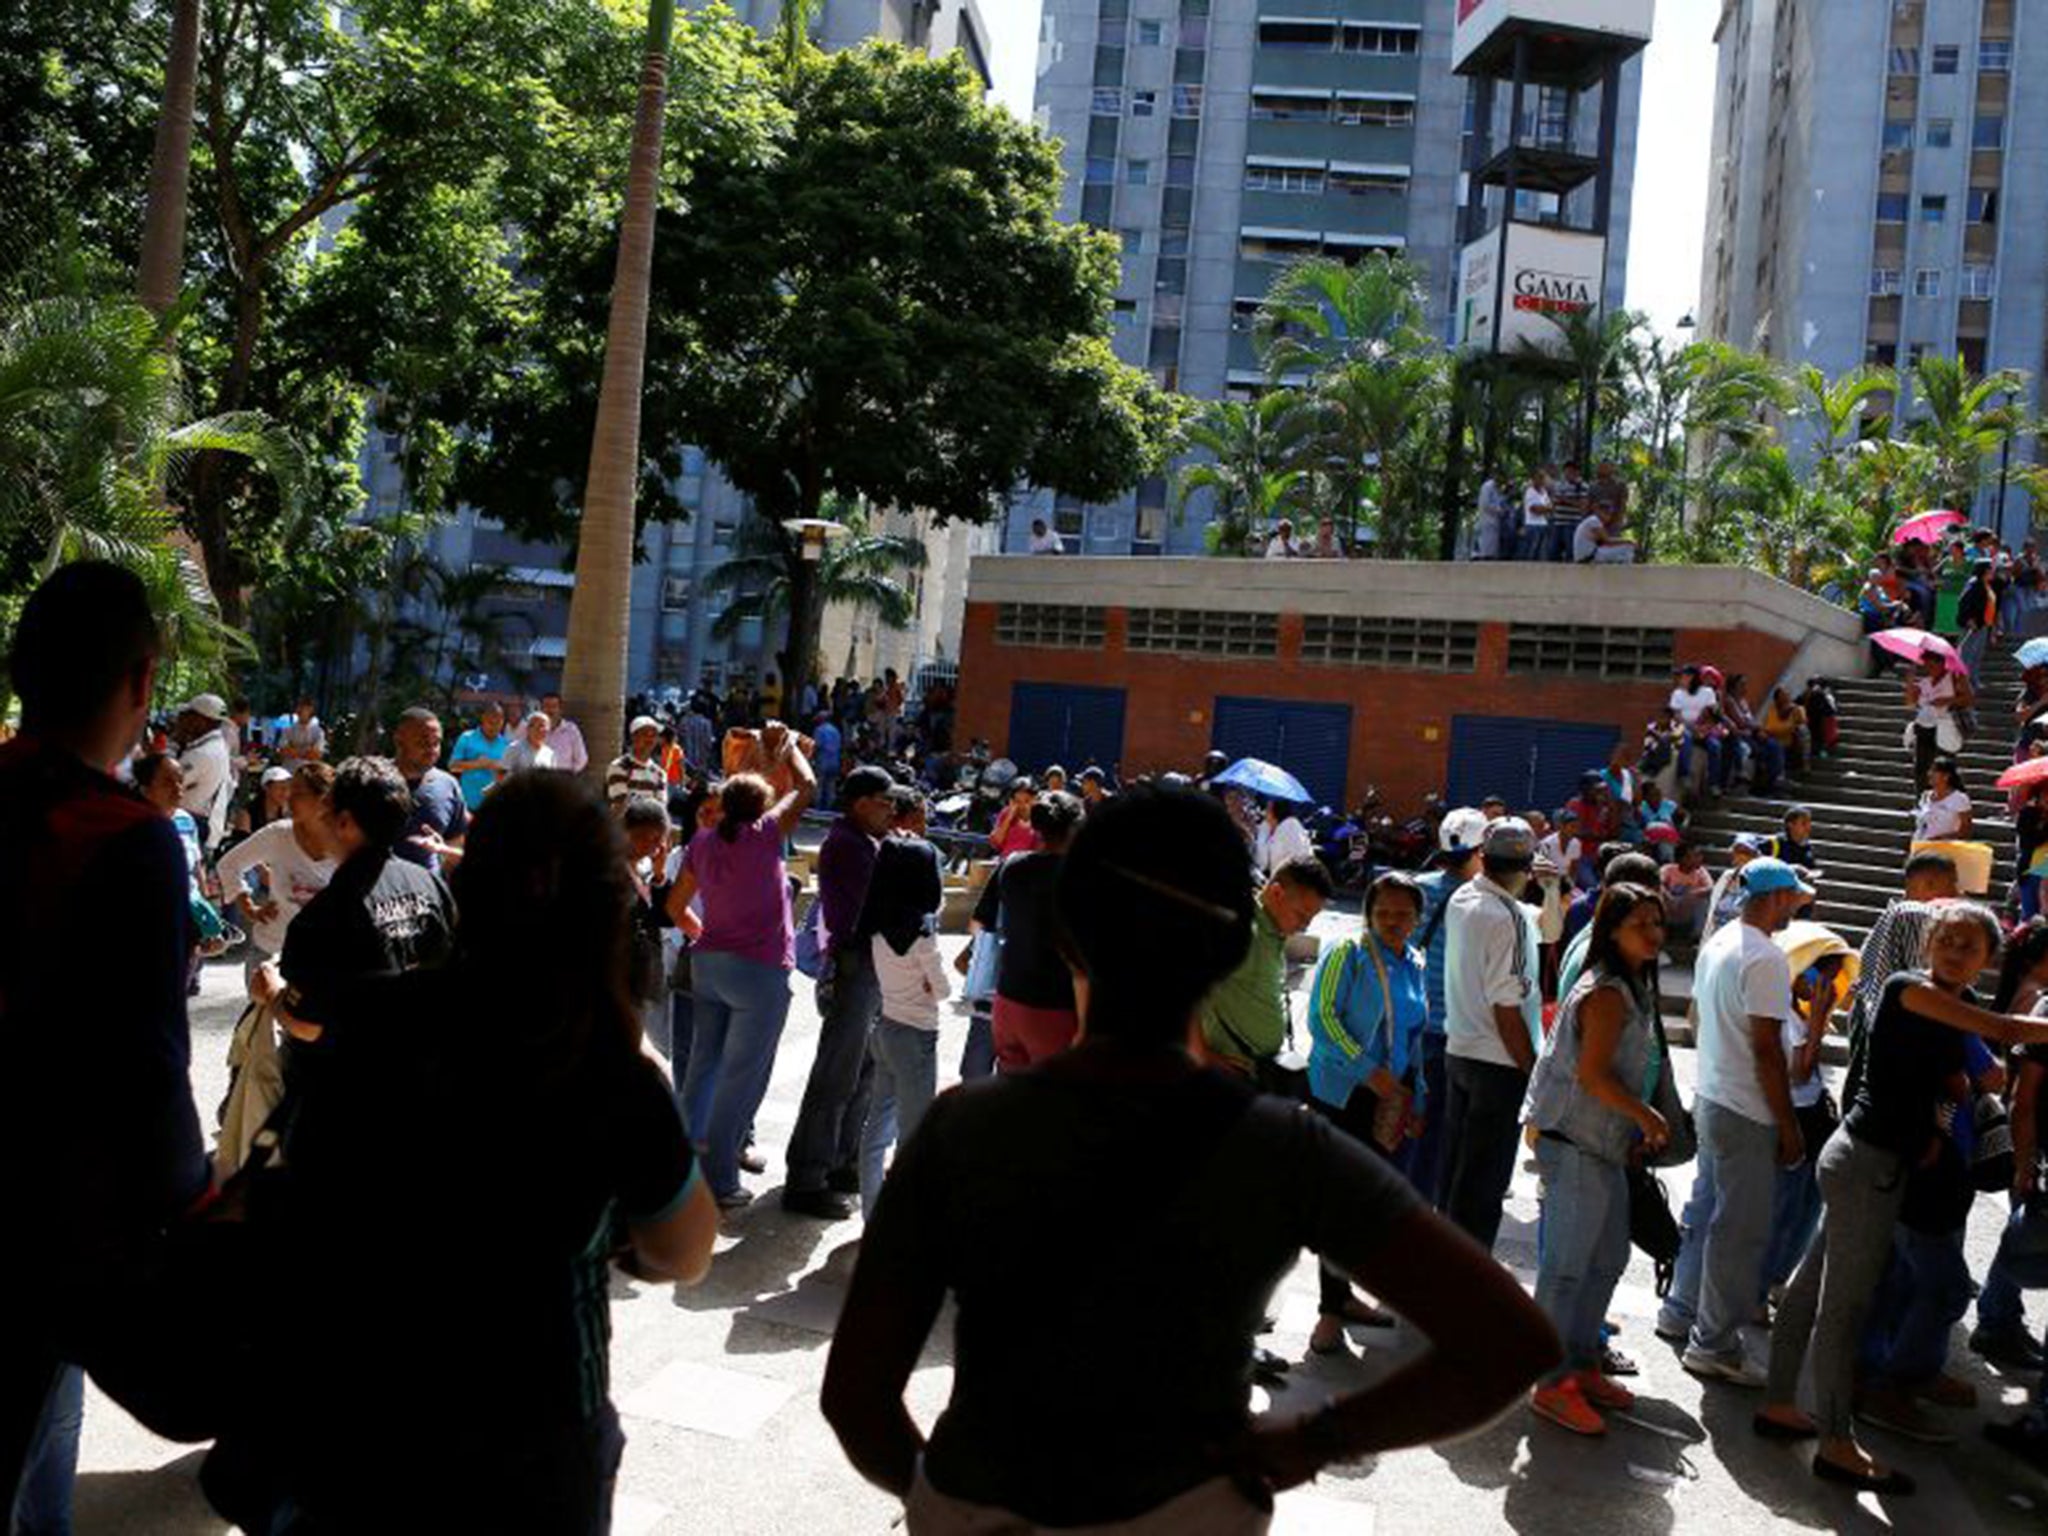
[699,498,928,643]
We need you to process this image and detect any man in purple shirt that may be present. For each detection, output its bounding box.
[784,765,898,1218]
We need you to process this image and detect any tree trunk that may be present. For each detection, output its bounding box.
[782,552,822,712]
[1437,386,1469,561]
[560,0,675,785]
[137,0,203,318]
[188,276,267,626]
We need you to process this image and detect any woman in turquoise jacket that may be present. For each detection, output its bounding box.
[1307,870,1430,1355]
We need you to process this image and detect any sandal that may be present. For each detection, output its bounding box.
[1812,1455,1916,1496]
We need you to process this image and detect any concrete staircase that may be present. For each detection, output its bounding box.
[1671,649,2023,1016]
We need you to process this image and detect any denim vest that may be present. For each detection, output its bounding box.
[1523,967,1657,1166]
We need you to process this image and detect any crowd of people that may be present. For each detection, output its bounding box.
[12,556,2048,1534]
[1471,459,1637,565]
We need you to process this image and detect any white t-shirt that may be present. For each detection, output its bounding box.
[177,729,234,850]
[1259,816,1315,877]
[1911,673,1957,726]
[1693,919,1794,1125]
[1915,788,1971,842]
[1572,514,1607,562]
[1264,534,1301,560]
[1444,873,1543,1068]
[214,820,337,956]
[1537,832,1581,872]
[502,738,558,773]
[1521,486,1551,529]
[1028,528,1064,554]
[873,932,951,1030]
[1669,685,1718,729]
[282,718,326,758]
[1781,1013,1824,1109]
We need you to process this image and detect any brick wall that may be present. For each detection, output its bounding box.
[956,601,1799,814]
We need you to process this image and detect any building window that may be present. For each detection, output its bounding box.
[1506,625,1676,681]
[1119,227,1145,255]
[1968,188,1999,223]
[1882,119,1913,150]
[1244,163,1323,194]
[1052,495,1085,538]
[1172,84,1203,117]
[1871,266,1902,296]
[1132,89,1157,117]
[1251,90,1330,122]
[1258,19,1334,49]
[1239,229,1322,262]
[1137,19,1164,45]
[1328,167,1409,197]
[1085,155,1115,183]
[1178,16,1207,48]
[1889,45,1920,74]
[1924,118,1952,148]
[1920,194,1946,222]
[1152,292,1182,325]
[1907,342,1930,368]
[1931,43,1959,74]
[1158,229,1189,256]
[1981,38,2014,71]
[1961,263,1995,299]
[1126,608,1279,659]
[1336,94,1416,128]
[1875,191,1910,222]
[1091,87,1122,115]
[995,603,1104,648]
[1125,158,1150,184]
[1097,15,1126,44]
[1111,298,1138,329]
[1974,115,2005,149]
[1867,339,1899,367]
[1913,268,1942,297]
[1300,615,1479,672]
[1339,23,1418,55]
[1165,154,1195,187]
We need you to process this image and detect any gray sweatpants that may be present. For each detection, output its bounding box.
[1765,1128,1907,1437]
[1689,1099,1779,1358]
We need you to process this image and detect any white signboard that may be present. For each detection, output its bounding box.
[1452,0,1655,75]
[1459,223,1606,355]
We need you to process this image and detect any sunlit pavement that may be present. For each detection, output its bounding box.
[72,909,2048,1534]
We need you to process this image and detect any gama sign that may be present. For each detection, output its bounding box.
[1451,0,1655,75]
[1458,223,1606,355]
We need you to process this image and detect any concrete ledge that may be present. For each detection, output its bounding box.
[968,556,1863,657]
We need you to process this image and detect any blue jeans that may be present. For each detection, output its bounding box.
[1961,625,1990,682]
[12,1365,82,1536]
[1863,1224,1973,1388]
[1659,1101,1776,1356]
[1762,1156,1822,1294]
[680,951,793,1198]
[786,950,881,1194]
[1748,734,1786,791]
[1518,525,1551,561]
[1980,1196,2048,1341]
[1398,1032,1449,1202]
[1677,733,1722,796]
[959,1005,995,1082]
[1534,1138,1632,1378]
[860,1019,939,1218]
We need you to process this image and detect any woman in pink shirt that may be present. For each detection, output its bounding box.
[990,779,1042,857]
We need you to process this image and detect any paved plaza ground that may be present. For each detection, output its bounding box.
[69,911,2048,1534]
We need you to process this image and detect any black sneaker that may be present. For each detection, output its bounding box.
[1970,1326,2046,1372]
[825,1166,862,1196]
[781,1188,858,1220]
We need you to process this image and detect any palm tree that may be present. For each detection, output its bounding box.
[699,503,927,678]
[1171,394,1309,554]
[1904,353,2028,516]
[1523,307,1642,466]
[559,0,678,779]
[136,0,203,318]
[1254,254,1432,380]
[0,283,301,682]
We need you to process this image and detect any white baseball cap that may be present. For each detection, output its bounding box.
[1438,806,1489,858]
[182,693,228,722]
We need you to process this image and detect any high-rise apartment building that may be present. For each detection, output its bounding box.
[1698,0,2043,532]
[389,0,996,701]
[1013,0,1642,555]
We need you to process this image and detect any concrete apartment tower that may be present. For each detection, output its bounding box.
[1697,0,2042,534]
[1013,0,1643,555]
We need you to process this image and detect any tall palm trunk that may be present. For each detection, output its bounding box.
[137,0,203,317]
[561,0,675,781]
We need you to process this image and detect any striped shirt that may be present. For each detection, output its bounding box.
[605,753,666,810]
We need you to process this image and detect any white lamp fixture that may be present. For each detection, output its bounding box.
[782,516,848,562]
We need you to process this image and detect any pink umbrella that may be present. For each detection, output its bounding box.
[1891,509,1967,546]
[1871,626,1967,674]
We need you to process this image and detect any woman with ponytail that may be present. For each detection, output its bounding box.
[824,786,1561,1534]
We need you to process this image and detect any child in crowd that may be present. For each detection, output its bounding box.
[1767,805,1821,876]
[1637,780,1683,862]
[1798,679,1839,760]
[1659,842,1713,942]
[1701,833,1763,943]
[1538,809,1586,892]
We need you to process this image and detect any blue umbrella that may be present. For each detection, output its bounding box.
[1211,757,1312,805]
[2018,637,2048,670]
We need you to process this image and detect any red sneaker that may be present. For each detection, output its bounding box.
[1531,1378,1607,1436]
[1575,1370,1636,1411]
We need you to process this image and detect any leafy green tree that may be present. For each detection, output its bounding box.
[1171,394,1309,555]
[1903,353,2028,515]
[644,38,1178,698]
[700,501,928,651]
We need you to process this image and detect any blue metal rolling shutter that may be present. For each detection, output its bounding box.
[1531,722,1622,816]
[1447,716,1621,815]
[1006,683,1127,773]
[1212,698,1353,810]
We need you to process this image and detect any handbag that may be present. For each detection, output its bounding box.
[1971,1091,2016,1194]
[962,927,1003,1005]
[1627,1162,1682,1296]
[1642,1008,1696,1168]
[1363,938,1415,1152]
